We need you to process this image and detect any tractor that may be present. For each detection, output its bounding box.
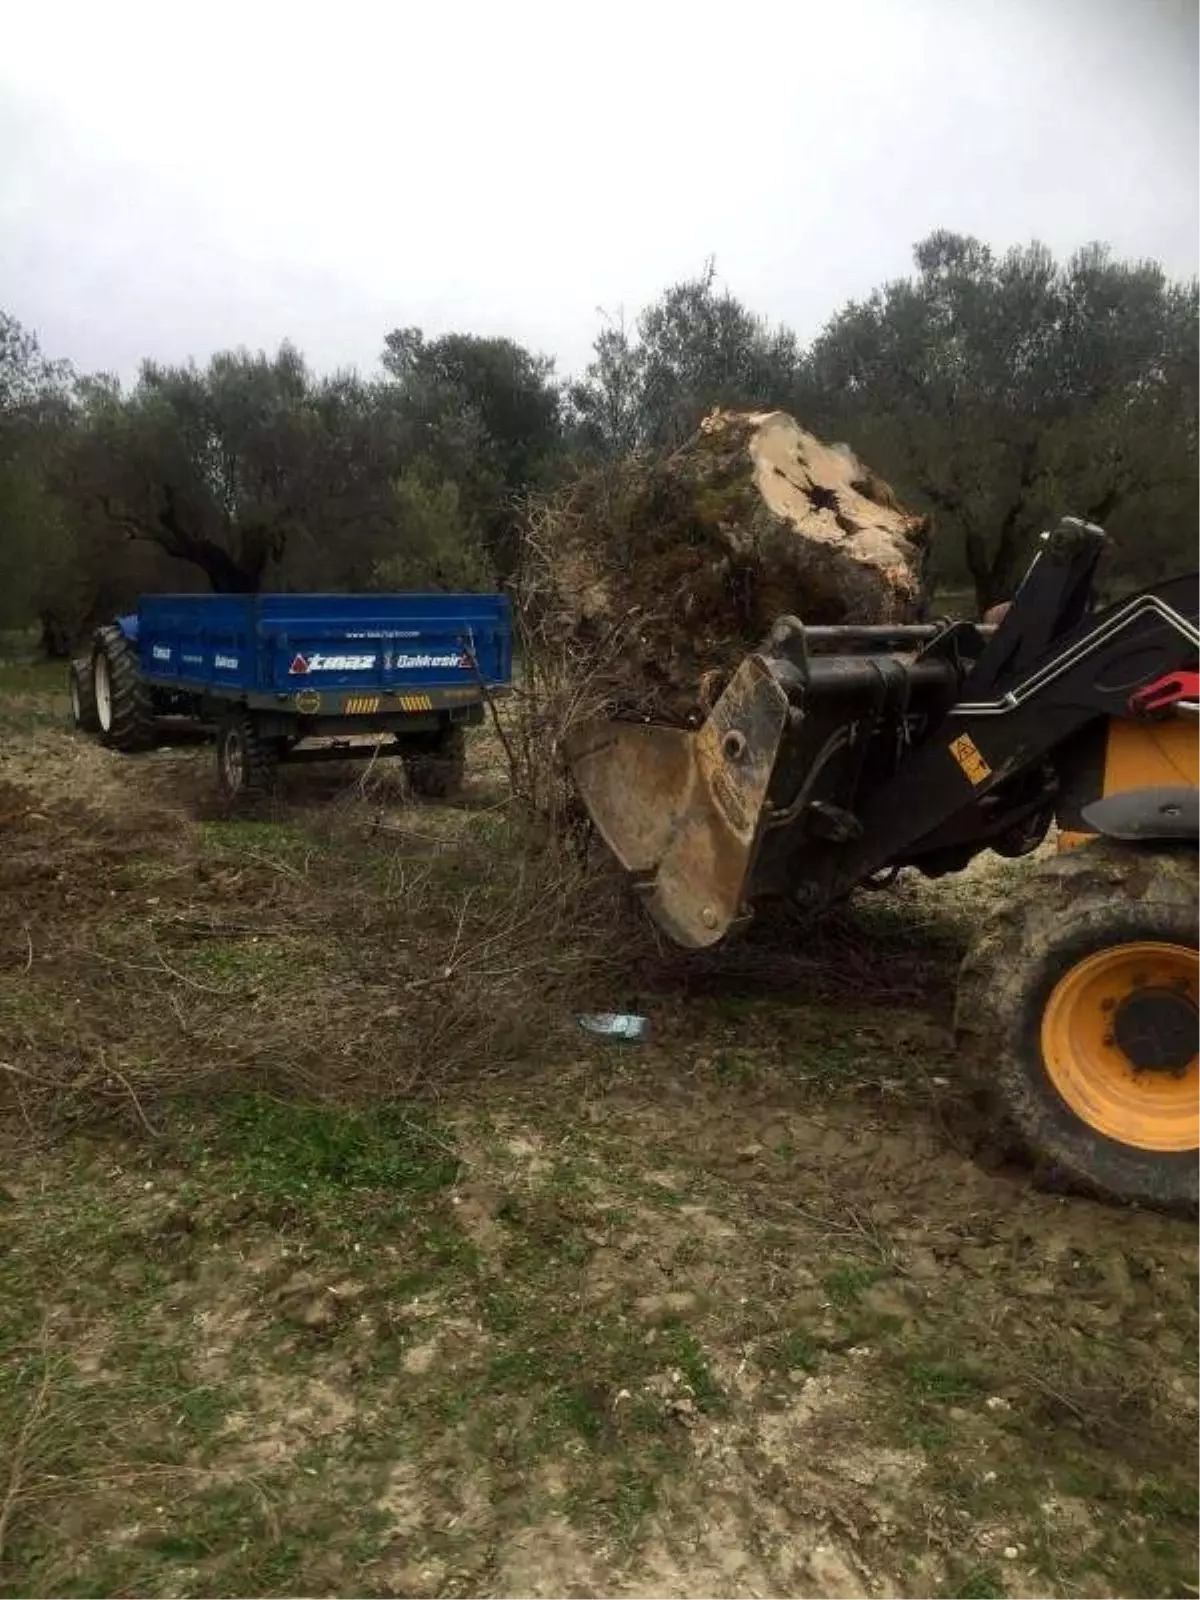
[565,519,1198,1210]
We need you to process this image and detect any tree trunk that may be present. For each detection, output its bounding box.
[98,490,270,595]
[524,408,930,722]
[966,508,1038,616]
[970,442,1044,614]
[157,487,267,593]
[187,542,265,593]
[964,527,994,615]
[38,609,72,659]
[129,531,264,593]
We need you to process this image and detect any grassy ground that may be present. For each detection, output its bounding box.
[0,660,1196,1599]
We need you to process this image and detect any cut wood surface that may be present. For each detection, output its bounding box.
[523,409,931,724]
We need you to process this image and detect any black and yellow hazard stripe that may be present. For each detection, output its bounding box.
[340,691,450,714]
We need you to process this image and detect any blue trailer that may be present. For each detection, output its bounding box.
[69,593,512,804]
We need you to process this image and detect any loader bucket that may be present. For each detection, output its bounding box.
[563,654,791,948]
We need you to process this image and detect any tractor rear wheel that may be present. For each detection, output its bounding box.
[92,625,154,751]
[404,725,466,800]
[216,711,278,809]
[957,841,1198,1211]
[69,657,100,734]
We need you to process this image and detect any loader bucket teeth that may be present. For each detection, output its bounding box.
[563,654,791,949]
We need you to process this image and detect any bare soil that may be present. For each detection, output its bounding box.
[0,668,1196,1600]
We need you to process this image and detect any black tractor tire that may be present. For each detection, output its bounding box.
[404,725,466,800]
[68,657,101,734]
[216,711,279,809]
[957,841,1198,1212]
[92,625,154,752]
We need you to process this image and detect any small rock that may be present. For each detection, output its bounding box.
[669,1395,697,1425]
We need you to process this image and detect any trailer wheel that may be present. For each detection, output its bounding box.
[404,725,466,800]
[957,841,1198,1211]
[68,657,100,734]
[92,625,154,751]
[216,712,278,808]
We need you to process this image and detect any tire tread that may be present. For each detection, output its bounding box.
[956,840,1199,1211]
[93,626,154,751]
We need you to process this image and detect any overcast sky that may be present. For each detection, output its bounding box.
[2,0,1196,384]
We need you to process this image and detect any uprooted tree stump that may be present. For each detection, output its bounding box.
[519,409,932,727]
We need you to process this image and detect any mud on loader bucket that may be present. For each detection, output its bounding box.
[562,654,792,949]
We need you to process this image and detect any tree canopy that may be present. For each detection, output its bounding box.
[0,313,78,648]
[794,232,1198,606]
[60,346,328,594]
[381,328,562,575]
[1,232,1195,651]
[569,262,800,456]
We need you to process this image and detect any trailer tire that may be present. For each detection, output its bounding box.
[92,625,154,751]
[68,657,100,734]
[216,711,278,809]
[956,841,1198,1212]
[404,725,466,800]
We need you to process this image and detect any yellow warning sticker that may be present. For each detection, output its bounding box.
[293,689,322,714]
[343,694,382,715]
[949,733,992,786]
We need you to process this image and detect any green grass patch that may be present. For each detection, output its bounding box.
[902,1356,988,1402]
[568,1458,665,1545]
[199,818,310,858]
[940,1560,1006,1599]
[823,1263,888,1306]
[1133,1475,1197,1521]
[0,654,65,733]
[758,1327,820,1376]
[711,1050,758,1085]
[190,1094,461,1200]
[660,1325,726,1414]
[0,657,62,694]
[180,934,307,986]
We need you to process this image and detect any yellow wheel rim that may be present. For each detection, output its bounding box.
[1042,942,1199,1152]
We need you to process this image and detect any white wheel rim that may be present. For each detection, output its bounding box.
[94,655,112,731]
[221,731,246,793]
